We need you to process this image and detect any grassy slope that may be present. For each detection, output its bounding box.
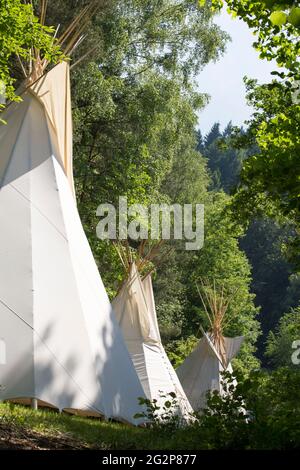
[0,403,194,450]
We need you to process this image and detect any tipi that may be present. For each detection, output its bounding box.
[176,280,244,411]
[0,5,145,424]
[112,242,193,418]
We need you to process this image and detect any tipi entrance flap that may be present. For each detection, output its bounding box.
[203,331,225,366]
[176,336,222,411]
[142,274,162,343]
[224,336,244,365]
[113,263,157,343]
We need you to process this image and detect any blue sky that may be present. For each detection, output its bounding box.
[197,9,278,137]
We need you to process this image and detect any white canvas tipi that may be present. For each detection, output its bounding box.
[176,331,244,411]
[112,261,193,418]
[176,280,244,411]
[0,61,146,424]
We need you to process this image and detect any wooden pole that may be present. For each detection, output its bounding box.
[31,398,38,410]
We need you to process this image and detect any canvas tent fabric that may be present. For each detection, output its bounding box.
[0,62,145,424]
[176,332,244,411]
[30,63,74,194]
[112,263,193,417]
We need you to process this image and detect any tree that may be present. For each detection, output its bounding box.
[204,1,300,264]
[51,0,229,289]
[265,308,300,368]
[199,122,246,193]
[210,1,300,75]
[199,121,300,364]
[46,0,229,85]
[233,79,300,256]
[240,218,298,361]
[0,0,61,107]
[159,193,261,375]
[282,273,300,312]
[190,367,300,449]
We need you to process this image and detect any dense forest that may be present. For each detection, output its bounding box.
[1,0,300,450]
[199,122,300,365]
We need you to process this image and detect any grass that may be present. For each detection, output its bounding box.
[0,402,194,450]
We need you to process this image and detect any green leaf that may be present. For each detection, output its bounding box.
[288,7,300,27]
[263,0,276,9]
[270,11,288,26]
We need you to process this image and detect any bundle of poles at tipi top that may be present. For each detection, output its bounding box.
[16,0,100,84]
[113,239,170,280]
[197,279,239,368]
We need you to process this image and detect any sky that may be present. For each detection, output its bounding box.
[197,9,278,137]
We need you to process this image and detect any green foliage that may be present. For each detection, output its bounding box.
[154,197,261,374]
[265,307,300,367]
[204,1,300,264]
[60,0,228,294]
[198,121,300,364]
[239,367,300,449]
[270,10,288,27]
[240,218,300,360]
[198,122,248,193]
[153,257,188,342]
[191,373,250,449]
[0,0,62,105]
[178,193,261,374]
[93,0,229,84]
[233,79,300,248]
[188,368,300,449]
[288,6,300,27]
[46,0,229,85]
[166,335,199,368]
[134,392,185,430]
[152,192,261,374]
[210,0,300,75]
[72,67,210,291]
[282,273,300,310]
[150,118,261,374]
